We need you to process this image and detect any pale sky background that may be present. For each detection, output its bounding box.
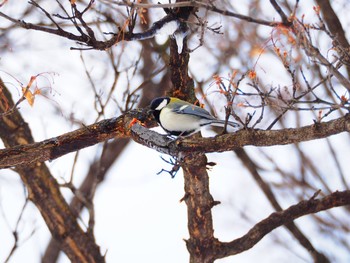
[1,1,350,262]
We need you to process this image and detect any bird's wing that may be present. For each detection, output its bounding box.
[173,103,240,128]
[173,104,216,120]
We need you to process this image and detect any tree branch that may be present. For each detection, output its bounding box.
[0,0,283,52]
[131,113,350,155]
[0,79,104,262]
[214,190,350,259]
[1,113,350,169]
[315,0,350,77]
[0,107,153,169]
[111,0,281,27]
[182,152,217,263]
[269,0,290,24]
[234,148,329,262]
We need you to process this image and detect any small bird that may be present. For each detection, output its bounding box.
[150,96,240,136]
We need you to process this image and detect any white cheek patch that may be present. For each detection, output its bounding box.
[156,99,168,110]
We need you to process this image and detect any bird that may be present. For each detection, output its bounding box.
[150,96,240,136]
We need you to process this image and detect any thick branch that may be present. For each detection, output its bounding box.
[41,138,130,263]
[0,108,153,169]
[182,152,217,263]
[168,5,216,262]
[234,148,329,262]
[0,80,104,262]
[214,190,350,259]
[131,113,350,155]
[1,113,350,169]
[42,38,171,261]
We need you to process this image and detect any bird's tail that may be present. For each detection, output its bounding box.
[206,120,241,129]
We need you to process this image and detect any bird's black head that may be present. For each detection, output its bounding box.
[150,97,170,111]
[150,97,170,123]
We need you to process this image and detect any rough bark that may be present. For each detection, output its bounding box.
[0,80,104,262]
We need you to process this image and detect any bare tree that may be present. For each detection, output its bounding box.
[1,0,350,262]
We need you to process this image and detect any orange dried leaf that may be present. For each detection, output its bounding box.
[27,75,37,88]
[22,87,35,106]
[34,88,42,95]
[341,95,348,103]
[248,70,257,79]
